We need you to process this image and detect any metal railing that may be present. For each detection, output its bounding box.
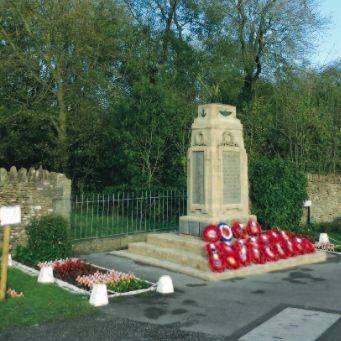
[71,190,187,240]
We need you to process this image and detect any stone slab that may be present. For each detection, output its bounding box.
[238,307,341,341]
[179,215,257,236]
[109,249,327,281]
[128,242,211,270]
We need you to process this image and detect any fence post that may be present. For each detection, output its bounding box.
[0,225,10,300]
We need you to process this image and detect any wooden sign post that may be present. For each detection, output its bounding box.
[0,206,21,300]
[0,225,10,299]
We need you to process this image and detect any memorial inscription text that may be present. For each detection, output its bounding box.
[192,151,205,205]
[222,151,241,205]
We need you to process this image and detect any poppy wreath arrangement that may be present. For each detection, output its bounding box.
[231,221,247,239]
[216,241,240,269]
[205,243,226,272]
[202,223,315,273]
[202,224,221,243]
[218,222,234,242]
[246,220,262,236]
[292,237,307,255]
[264,230,282,243]
[257,234,278,262]
[232,239,252,267]
[245,237,266,264]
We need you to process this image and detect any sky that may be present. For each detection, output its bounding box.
[313,0,341,67]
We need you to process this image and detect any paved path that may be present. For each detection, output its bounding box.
[1,251,341,340]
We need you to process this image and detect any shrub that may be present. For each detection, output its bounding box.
[249,154,308,232]
[14,214,74,266]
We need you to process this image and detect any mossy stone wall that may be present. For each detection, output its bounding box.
[0,166,71,252]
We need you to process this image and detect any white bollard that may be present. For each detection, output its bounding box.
[319,233,329,244]
[8,254,12,267]
[156,275,174,294]
[38,266,54,283]
[89,284,108,307]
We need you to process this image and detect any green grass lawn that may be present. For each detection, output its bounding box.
[0,266,100,331]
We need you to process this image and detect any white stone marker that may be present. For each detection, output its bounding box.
[7,254,12,267]
[89,284,108,307]
[157,275,174,294]
[179,103,257,236]
[319,233,329,244]
[38,266,55,283]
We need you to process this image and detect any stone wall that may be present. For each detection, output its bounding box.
[0,166,71,251]
[249,173,341,225]
[302,173,341,224]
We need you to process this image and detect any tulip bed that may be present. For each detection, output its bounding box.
[34,258,152,293]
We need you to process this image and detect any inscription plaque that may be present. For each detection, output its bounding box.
[192,151,205,205]
[222,151,241,205]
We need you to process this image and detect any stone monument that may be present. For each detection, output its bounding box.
[179,103,257,236]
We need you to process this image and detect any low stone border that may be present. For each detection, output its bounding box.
[9,259,157,298]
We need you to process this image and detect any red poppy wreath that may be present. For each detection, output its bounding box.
[301,239,315,254]
[205,243,226,272]
[246,220,262,236]
[217,241,240,270]
[292,237,306,255]
[282,238,297,257]
[274,242,288,259]
[279,230,292,244]
[257,235,277,262]
[232,239,252,267]
[232,221,247,239]
[202,224,221,243]
[250,245,266,264]
[262,245,278,262]
[218,222,233,242]
[245,237,266,264]
[265,230,282,243]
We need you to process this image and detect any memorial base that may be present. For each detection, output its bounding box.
[179,214,257,236]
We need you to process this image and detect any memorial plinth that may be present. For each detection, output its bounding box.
[180,103,257,236]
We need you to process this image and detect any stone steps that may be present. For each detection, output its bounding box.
[108,232,328,281]
[146,233,206,256]
[128,242,210,271]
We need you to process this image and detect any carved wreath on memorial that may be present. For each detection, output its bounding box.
[219,131,239,147]
[193,132,206,146]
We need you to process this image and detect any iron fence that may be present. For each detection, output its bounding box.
[71,190,187,240]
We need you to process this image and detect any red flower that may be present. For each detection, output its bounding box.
[246,220,262,236]
[202,224,221,243]
[231,221,247,239]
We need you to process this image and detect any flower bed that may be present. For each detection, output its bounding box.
[9,257,156,297]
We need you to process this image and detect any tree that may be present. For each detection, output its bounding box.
[200,0,329,103]
[0,0,129,173]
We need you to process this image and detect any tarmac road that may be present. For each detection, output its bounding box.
[1,251,341,341]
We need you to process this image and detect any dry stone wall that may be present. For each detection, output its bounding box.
[302,173,341,224]
[248,173,341,226]
[0,166,71,252]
